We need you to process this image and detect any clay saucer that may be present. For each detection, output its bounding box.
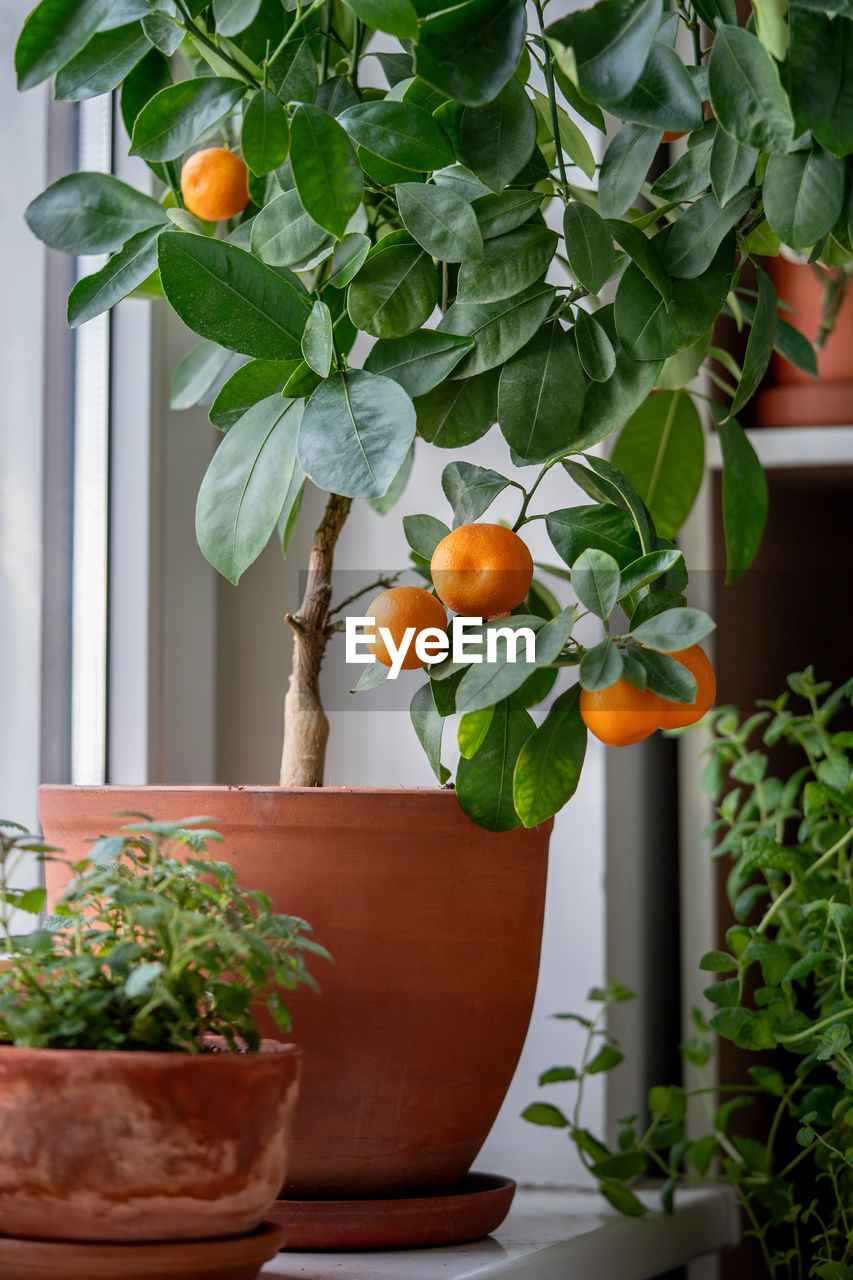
[0,1220,285,1280]
[270,1172,516,1250]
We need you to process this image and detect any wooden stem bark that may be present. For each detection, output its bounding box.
[280,493,352,787]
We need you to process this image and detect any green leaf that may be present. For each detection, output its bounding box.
[290,104,363,239]
[634,646,697,700]
[316,75,360,119]
[456,225,557,306]
[574,309,617,383]
[572,549,620,620]
[458,708,495,758]
[497,323,585,462]
[141,11,182,56]
[364,331,474,397]
[338,101,454,171]
[327,232,371,288]
[710,129,758,207]
[130,78,247,162]
[547,505,641,571]
[268,30,318,105]
[574,306,662,447]
[454,648,538,717]
[610,390,704,540]
[368,441,415,515]
[593,1152,644,1181]
[514,687,587,828]
[456,697,535,831]
[763,146,846,251]
[298,369,416,500]
[15,0,113,90]
[473,190,543,241]
[664,188,756,280]
[251,188,334,270]
[651,134,714,202]
[195,397,302,583]
[522,1102,570,1128]
[563,454,654,555]
[68,225,163,327]
[442,461,509,526]
[438,282,555,377]
[729,267,776,418]
[432,163,492,201]
[342,0,418,40]
[563,202,617,295]
[737,296,818,378]
[546,0,663,107]
[347,236,437,338]
[530,89,597,180]
[460,75,537,193]
[580,638,624,690]
[395,182,484,263]
[606,219,670,305]
[618,549,683,598]
[414,371,498,447]
[752,0,787,61]
[212,0,262,37]
[711,1006,777,1051]
[26,172,168,255]
[410,683,450,784]
[631,606,715,651]
[707,25,794,154]
[54,21,149,100]
[609,41,704,133]
[209,359,297,430]
[158,233,310,359]
[599,1182,649,1218]
[403,513,450,560]
[171,341,235,410]
[301,300,333,378]
[241,89,290,175]
[599,123,664,220]
[414,0,527,107]
[716,413,768,584]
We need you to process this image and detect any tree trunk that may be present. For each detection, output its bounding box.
[279,493,352,787]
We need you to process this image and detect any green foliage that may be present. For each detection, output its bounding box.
[0,818,327,1052]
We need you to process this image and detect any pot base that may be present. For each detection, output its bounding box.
[269,1172,515,1251]
[0,1221,285,1280]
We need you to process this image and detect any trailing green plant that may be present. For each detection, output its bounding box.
[0,817,328,1052]
[16,0,840,826]
[524,670,853,1276]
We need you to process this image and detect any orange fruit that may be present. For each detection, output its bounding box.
[430,524,534,618]
[653,645,716,729]
[580,681,662,747]
[180,148,250,222]
[366,586,447,670]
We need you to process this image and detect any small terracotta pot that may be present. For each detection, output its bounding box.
[39,787,551,1199]
[0,1040,300,1243]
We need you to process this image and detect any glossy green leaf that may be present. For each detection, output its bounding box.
[563,202,617,295]
[290,104,362,239]
[26,172,168,255]
[547,504,642,570]
[415,0,527,107]
[498,323,585,462]
[563,454,654,554]
[268,32,318,105]
[171,341,235,411]
[618,549,684,598]
[158,233,310,359]
[580,638,624,691]
[729,267,776,418]
[68,225,163,327]
[130,78,247,162]
[634,645,696,700]
[607,218,670,304]
[574,306,662,447]
[707,25,794,153]
[301,299,333,378]
[327,233,371,289]
[764,147,845,251]
[346,237,437,338]
[611,389,704,539]
[572,548,621,619]
[15,0,113,90]
[609,41,704,132]
[212,0,261,36]
[395,182,483,263]
[251,188,334,270]
[338,101,454,171]
[631,605,715,650]
[716,412,768,584]
[456,697,535,832]
[458,707,495,759]
[442,461,510,527]
[141,11,182,55]
[599,123,664,219]
[54,22,149,100]
[546,0,663,106]
[195,397,302,584]
[343,0,418,39]
[241,89,290,175]
[737,296,818,379]
[810,18,853,158]
[460,75,537,192]
[454,645,539,717]
[530,89,597,181]
[363,331,474,397]
[297,370,416,500]
[432,163,491,202]
[752,0,787,60]
[209,359,297,430]
[403,513,450,560]
[655,328,712,390]
[664,188,755,279]
[574,308,617,382]
[410,683,451,784]
[651,134,714,202]
[414,370,498,447]
[710,129,758,207]
[120,47,171,138]
[473,190,542,241]
[456,225,557,305]
[438,282,555,377]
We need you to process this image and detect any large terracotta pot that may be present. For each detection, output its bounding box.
[39,786,551,1199]
[0,1040,300,1242]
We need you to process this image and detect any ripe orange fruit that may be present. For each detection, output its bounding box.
[654,645,716,729]
[180,148,250,222]
[580,681,662,747]
[430,524,534,618]
[366,586,447,670]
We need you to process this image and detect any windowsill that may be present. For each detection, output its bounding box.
[261,1184,740,1279]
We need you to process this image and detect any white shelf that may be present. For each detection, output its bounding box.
[706,425,853,470]
[261,1185,739,1280]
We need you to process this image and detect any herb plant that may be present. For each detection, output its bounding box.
[0,817,327,1052]
[525,670,853,1276]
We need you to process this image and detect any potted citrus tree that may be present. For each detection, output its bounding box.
[0,815,321,1276]
[14,0,832,1247]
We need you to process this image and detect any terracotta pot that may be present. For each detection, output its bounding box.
[0,1040,300,1243]
[39,786,551,1198]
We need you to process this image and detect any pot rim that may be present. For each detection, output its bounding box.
[0,1040,301,1063]
[39,784,460,796]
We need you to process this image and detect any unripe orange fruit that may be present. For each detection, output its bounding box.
[430,523,534,618]
[180,148,250,222]
[366,586,447,670]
